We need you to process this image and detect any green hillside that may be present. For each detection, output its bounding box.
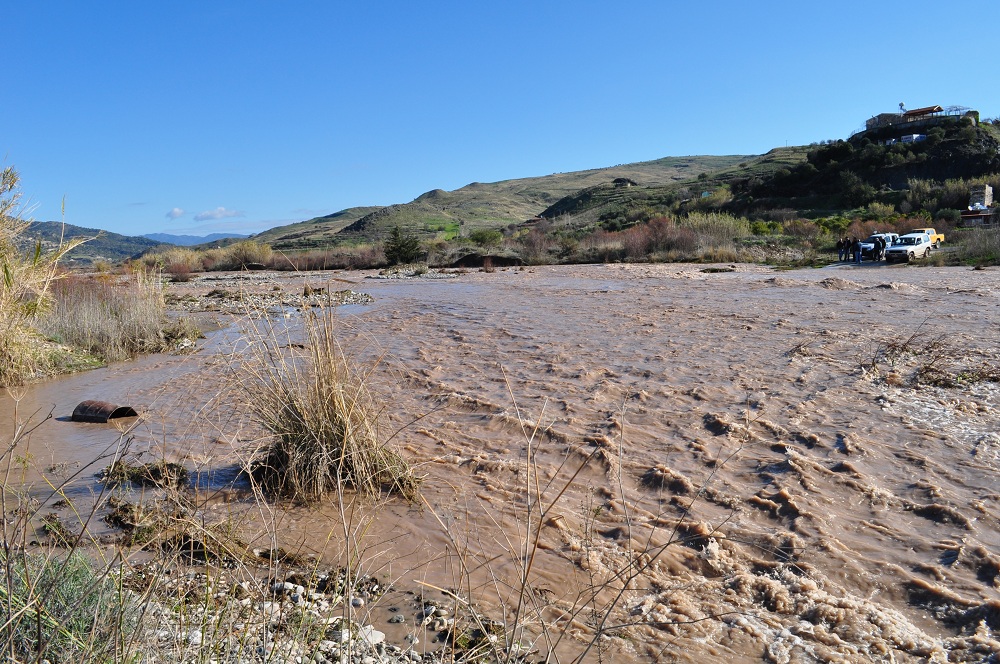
[732,118,1000,213]
[255,156,752,248]
[509,148,809,231]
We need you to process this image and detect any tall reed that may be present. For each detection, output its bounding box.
[0,167,85,386]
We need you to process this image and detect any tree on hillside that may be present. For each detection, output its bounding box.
[383,225,421,265]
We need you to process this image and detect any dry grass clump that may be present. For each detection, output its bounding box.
[222,239,273,269]
[237,309,418,503]
[38,269,168,363]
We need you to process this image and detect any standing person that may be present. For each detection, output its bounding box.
[876,235,886,261]
[852,236,862,264]
[837,236,847,261]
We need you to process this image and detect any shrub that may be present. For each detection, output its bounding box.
[863,201,896,220]
[692,185,734,210]
[224,240,273,269]
[576,230,623,263]
[166,262,192,282]
[845,219,884,240]
[519,228,551,264]
[936,208,960,223]
[682,211,751,249]
[840,171,876,207]
[468,228,503,249]
[619,217,698,258]
[782,219,821,244]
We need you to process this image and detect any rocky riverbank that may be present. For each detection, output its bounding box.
[122,563,481,663]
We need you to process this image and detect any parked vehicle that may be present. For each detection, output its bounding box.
[885,233,932,263]
[859,232,899,259]
[910,227,944,249]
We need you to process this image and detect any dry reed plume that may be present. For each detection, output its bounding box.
[0,167,86,386]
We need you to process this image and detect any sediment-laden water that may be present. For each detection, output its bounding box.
[4,263,998,662]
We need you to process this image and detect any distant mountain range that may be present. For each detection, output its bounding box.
[142,232,249,246]
[24,222,167,264]
[21,225,251,264]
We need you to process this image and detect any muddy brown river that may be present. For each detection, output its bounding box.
[3,263,999,662]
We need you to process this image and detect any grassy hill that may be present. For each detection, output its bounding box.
[255,156,753,248]
[23,222,169,265]
[503,148,811,232]
[251,207,383,249]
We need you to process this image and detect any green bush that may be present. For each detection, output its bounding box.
[0,550,139,661]
[468,228,503,249]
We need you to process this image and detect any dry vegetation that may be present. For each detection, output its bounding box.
[233,309,419,503]
[0,167,200,387]
[38,270,171,363]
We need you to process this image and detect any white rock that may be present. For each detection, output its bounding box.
[357,625,385,645]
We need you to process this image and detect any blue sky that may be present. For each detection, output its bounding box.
[4,1,997,237]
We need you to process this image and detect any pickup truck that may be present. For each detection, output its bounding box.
[910,227,944,248]
[885,233,932,263]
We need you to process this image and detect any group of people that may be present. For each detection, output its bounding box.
[836,235,886,264]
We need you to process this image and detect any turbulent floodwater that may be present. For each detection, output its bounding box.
[4,263,999,662]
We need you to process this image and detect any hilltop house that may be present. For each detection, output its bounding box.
[852,105,979,143]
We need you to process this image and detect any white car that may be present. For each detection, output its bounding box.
[885,233,932,263]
